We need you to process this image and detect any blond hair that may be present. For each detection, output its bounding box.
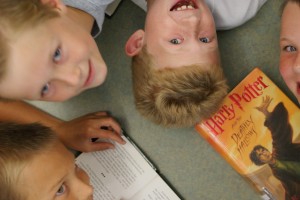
[132,47,228,127]
[0,0,59,80]
[0,123,57,200]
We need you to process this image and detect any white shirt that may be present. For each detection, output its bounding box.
[63,0,114,37]
[131,0,268,30]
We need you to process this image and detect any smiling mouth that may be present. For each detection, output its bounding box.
[84,60,94,87]
[170,0,198,11]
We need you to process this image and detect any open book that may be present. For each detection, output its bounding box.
[76,134,181,200]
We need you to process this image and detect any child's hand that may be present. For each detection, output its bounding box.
[54,111,126,152]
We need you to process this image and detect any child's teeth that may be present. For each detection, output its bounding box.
[175,4,195,11]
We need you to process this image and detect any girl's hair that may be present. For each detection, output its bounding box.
[0,0,59,81]
[0,122,57,200]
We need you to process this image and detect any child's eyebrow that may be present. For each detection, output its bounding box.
[49,174,68,197]
[279,37,293,43]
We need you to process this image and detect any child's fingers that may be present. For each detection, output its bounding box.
[82,112,122,135]
[90,142,115,151]
[96,117,122,135]
[89,128,126,145]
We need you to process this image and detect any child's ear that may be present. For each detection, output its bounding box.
[41,0,67,13]
[125,30,145,57]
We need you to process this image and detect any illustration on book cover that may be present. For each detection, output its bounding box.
[195,68,300,200]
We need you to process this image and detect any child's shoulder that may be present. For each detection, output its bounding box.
[207,0,268,30]
[62,0,115,37]
[131,0,147,11]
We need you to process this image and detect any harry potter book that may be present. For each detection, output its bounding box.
[195,68,300,200]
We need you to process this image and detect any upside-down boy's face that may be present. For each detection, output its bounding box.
[280,1,300,103]
[20,141,93,200]
[145,0,219,69]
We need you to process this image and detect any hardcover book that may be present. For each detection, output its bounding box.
[76,133,181,200]
[195,68,300,200]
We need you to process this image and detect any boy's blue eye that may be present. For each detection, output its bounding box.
[56,184,66,196]
[41,83,50,96]
[284,45,297,52]
[199,37,210,43]
[53,48,62,62]
[170,38,183,45]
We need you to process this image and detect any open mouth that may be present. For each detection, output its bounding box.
[170,0,198,11]
[297,82,300,94]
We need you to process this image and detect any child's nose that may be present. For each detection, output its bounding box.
[74,177,93,199]
[54,64,81,86]
[76,167,94,199]
[80,182,94,200]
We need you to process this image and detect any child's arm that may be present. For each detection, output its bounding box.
[0,101,125,152]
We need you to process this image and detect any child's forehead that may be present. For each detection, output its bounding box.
[22,141,73,178]
[19,142,74,198]
[6,16,57,42]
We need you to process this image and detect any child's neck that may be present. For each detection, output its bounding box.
[66,6,94,33]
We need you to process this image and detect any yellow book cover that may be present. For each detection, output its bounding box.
[195,68,300,200]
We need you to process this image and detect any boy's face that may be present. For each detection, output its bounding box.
[280,1,300,103]
[0,10,106,101]
[255,148,272,164]
[20,141,93,200]
[144,0,219,68]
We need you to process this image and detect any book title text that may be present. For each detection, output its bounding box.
[203,75,269,136]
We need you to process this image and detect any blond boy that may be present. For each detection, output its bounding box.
[126,0,268,127]
[0,0,109,101]
[0,123,93,200]
[0,0,125,152]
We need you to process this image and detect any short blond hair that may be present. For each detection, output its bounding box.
[0,0,59,80]
[131,47,228,127]
[0,123,57,200]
